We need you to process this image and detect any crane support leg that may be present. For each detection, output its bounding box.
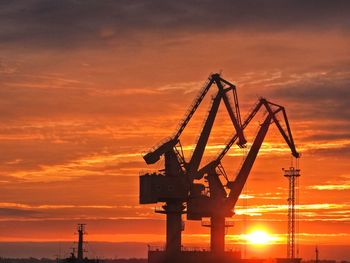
[210,215,225,253]
[164,201,184,253]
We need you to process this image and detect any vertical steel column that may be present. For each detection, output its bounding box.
[164,202,184,253]
[210,215,225,253]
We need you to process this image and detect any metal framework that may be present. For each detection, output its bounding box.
[187,98,300,252]
[284,166,300,259]
[139,73,301,258]
[139,73,246,254]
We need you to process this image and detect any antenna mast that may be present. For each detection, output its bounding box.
[77,223,86,261]
[284,166,300,260]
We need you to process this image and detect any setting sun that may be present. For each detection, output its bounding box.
[244,230,277,245]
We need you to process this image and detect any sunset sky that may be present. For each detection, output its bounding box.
[0,0,349,260]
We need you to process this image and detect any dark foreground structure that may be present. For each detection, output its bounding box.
[148,249,242,263]
[63,224,99,263]
[148,250,303,263]
[139,73,301,263]
[276,259,302,263]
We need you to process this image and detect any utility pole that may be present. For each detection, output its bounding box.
[284,166,300,260]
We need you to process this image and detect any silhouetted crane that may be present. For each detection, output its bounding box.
[187,98,300,252]
[140,73,246,254]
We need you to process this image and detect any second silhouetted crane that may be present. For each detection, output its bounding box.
[187,98,300,252]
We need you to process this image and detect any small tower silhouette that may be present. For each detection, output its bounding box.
[77,224,86,261]
[283,166,300,259]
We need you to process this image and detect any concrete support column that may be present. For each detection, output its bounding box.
[211,215,225,253]
[164,202,184,253]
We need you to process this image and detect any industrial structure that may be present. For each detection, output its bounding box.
[65,224,99,263]
[139,73,300,263]
[187,98,300,253]
[140,73,246,256]
[284,166,301,260]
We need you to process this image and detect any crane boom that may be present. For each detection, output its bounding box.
[196,99,264,178]
[143,76,215,165]
[197,98,299,180]
[217,99,264,161]
[187,92,222,179]
[213,75,246,147]
[219,99,299,211]
[173,78,215,140]
[143,74,247,166]
[264,102,299,158]
[187,83,248,180]
[225,114,273,207]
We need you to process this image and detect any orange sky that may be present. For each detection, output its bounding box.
[0,0,349,260]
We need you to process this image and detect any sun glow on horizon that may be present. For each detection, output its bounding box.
[243,230,280,245]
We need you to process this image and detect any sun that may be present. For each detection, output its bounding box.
[244,230,276,245]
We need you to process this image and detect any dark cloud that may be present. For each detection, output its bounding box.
[0,0,349,49]
[0,207,40,217]
[270,74,350,122]
[307,144,350,157]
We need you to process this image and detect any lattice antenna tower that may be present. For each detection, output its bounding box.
[283,163,300,260]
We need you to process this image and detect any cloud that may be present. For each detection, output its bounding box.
[0,0,349,247]
[0,0,349,49]
[268,70,350,129]
[235,203,350,219]
[308,184,350,190]
[0,208,40,217]
[308,178,350,190]
[307,143,350,157]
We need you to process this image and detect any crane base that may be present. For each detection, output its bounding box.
[148,250,241,263]
[276,258,302,263]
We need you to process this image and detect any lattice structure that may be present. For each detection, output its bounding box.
[284,167,300,259]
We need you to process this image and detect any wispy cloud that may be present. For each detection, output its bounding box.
[235,203,350,220]
[308,184,350,191]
